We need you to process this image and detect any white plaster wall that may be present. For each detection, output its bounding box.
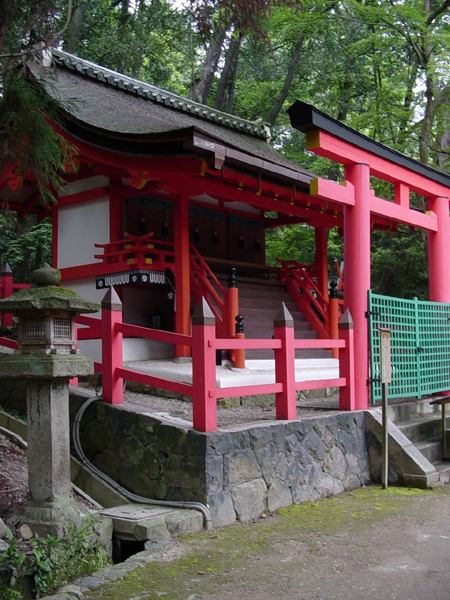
[61,279,104,315]
[61,278,104,363]
[78,339,102,364]
[59,175,109,197]
[63,280,173,363]
[123,338,173,361]
[78,338,173,364]
[57,197,110,269]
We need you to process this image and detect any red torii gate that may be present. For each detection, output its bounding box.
[288,101,450,410]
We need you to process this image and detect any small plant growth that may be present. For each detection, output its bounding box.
[0,516,111,599]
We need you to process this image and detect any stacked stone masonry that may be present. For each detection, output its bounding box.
[68,393,370,528]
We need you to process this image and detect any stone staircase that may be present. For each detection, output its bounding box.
[366,398,450,488]
[389,398,450,485]
[218,275,331,360]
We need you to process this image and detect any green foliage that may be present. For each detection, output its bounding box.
[0,213,51,283]
[0,517,110,599]
[0,74,73,207]
[371,229,428,299]
[0,528,27,590]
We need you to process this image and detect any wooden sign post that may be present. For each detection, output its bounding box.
[380,328,391,489]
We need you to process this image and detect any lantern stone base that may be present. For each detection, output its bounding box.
[0,352,94,379]
[21,495,114,552]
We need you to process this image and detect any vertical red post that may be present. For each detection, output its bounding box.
[226,268,239,339]
[315,226,329,301]
[191,298,217,432]
[338,309,355,411]
[101,286,124,405]
[174,193,191,357]
[69,323,79,386]
[273,303,297,420]
[329,297,339,359]
[427,195,450,302]
[234,315,245,369]
[343,162,371,410]
[0,263,14,327]
[51,208,59,270]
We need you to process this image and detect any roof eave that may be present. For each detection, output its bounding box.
[287,100,450,188]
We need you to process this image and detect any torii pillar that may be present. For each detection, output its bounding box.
[427,195,450,303]
[343,162,371,410]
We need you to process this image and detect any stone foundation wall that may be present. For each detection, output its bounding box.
[70,392,371,528]
[205,413,370,526]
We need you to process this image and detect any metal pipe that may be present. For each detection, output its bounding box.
[72,396,212,530]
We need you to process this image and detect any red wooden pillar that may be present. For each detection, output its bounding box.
[51,208,58,269]
[315,226,329,301]
[427,195,450,302]
[191,298,217,432]
[174,193,191,357]
[273,303,296,420]
[329,296,339,359]
[0,263,13,327]
[343,162,371,410]
[101,286,124,405]
[338,309,355,411]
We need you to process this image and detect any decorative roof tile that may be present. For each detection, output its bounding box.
[48,49,271,141]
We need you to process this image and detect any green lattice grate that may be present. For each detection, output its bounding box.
[368,291,450,403]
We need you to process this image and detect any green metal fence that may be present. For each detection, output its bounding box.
[368,290,450,403]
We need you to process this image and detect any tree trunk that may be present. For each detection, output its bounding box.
[188,26,227,103]
[266,36,304,126]
[213,36,241,111]
[66,3,87,53]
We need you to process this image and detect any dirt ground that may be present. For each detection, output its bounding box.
[88,486,450,600]
[2,397,450,600]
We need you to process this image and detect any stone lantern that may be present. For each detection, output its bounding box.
[0,265,101,535]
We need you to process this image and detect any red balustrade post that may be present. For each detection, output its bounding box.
[234,315,245,369]
[0,263,14,327]
[329,280,339,359]
[338,309,355,411]
[191,298,217,432]
[69,323,79,386]
[273,303,296,420]
[101,286,124,404]
[226,267,239,339]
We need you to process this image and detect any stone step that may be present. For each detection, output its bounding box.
[239,308,308,322]
[388,398,443,423]
[100,504,204,542]
[434,461,450,484]
[416,439,442,464]
[238,301,303,315]
[398,414,443,443]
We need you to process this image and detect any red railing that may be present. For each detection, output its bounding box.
[73,299,355,432]
[0,264,31,327]
[189,245,228,338]
[94,232,175,271]
[278,259,331,338]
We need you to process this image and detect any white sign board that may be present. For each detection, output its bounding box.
[380,329,391,384]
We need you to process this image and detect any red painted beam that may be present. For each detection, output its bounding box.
[295,378,346,391]
[310,178,355,206]
[116,367,192,397]
[370,194,438,232]
[116,321,192,347]
[216,383,282,399]
[306,129,450,198]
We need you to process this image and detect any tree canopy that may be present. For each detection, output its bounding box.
[2,0,450,295]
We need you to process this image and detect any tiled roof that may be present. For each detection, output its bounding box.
[48,49,271,140]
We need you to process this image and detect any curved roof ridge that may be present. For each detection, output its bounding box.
[47,48,271,141]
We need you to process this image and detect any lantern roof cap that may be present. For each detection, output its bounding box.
[0,264,100,314]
